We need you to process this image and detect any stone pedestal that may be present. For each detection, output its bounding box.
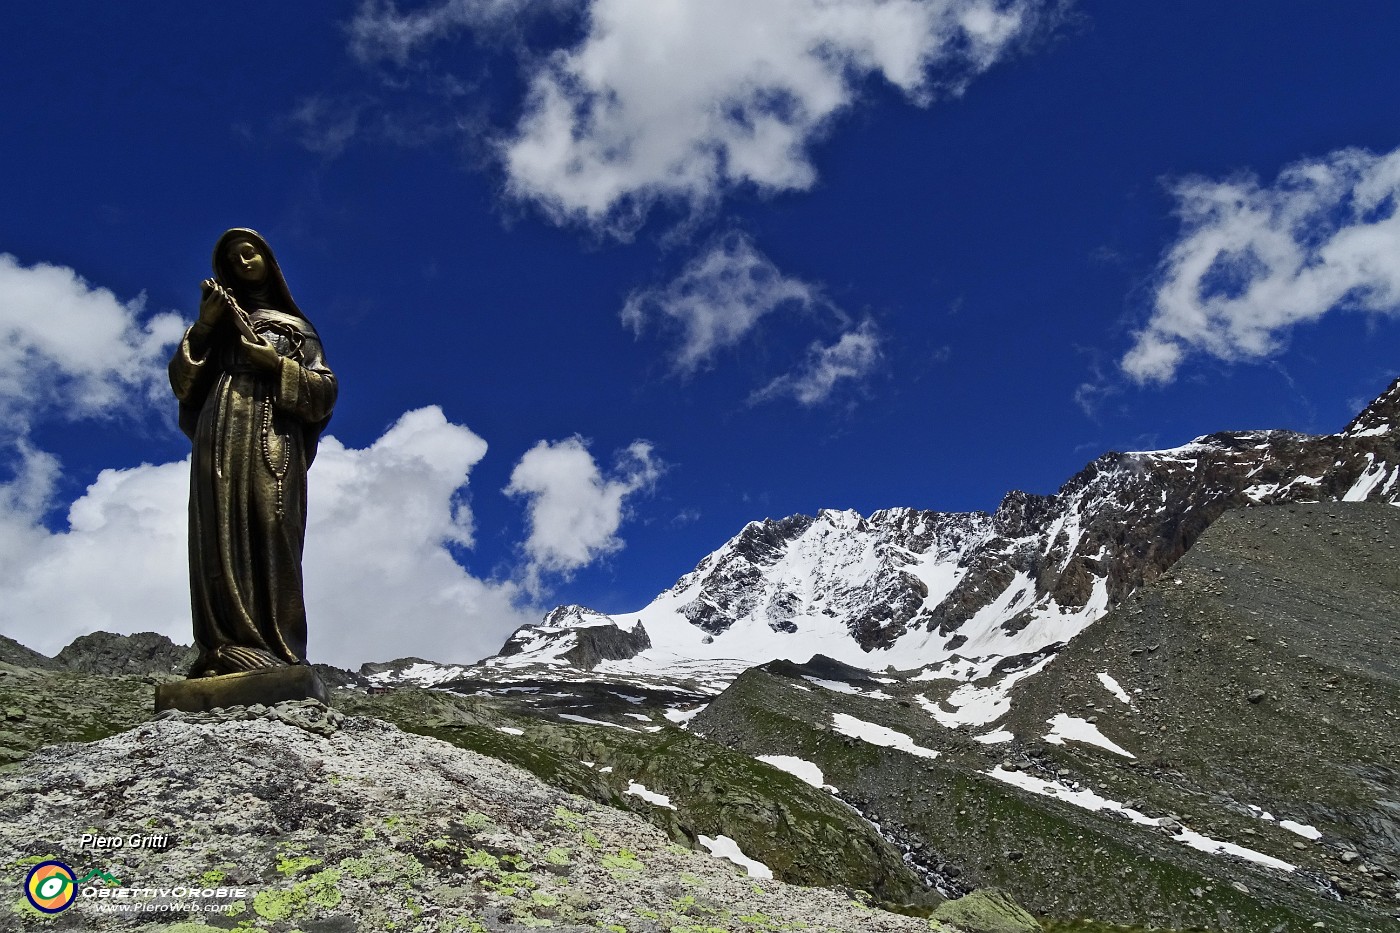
[155,665,330,713]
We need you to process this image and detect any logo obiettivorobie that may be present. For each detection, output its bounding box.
[24,861,77,913]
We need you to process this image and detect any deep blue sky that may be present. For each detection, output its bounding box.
[3,1,1399,661]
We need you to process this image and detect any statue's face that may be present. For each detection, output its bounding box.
[226,240,268,284]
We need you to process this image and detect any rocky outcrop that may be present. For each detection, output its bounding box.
[358,656,435,677]
[0,633,56,670]
[932,888,1042,933]
[496,606,652,671]
[312,662,371,690]
[761,653,883,684]
[561,620,650,670]
[0,709,951,932]
[54,631,197,675]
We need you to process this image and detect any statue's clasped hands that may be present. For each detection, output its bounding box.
[199,278,278,372]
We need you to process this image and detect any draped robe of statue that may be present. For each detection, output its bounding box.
[168,229,337,677]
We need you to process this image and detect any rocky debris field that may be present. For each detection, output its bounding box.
[1004,502,1400,908]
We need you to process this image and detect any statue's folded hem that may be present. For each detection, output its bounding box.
[155,665,330,713]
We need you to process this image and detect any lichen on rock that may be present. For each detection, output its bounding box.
[0,709,953,932]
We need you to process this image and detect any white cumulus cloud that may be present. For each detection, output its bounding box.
[0,407,535,668]
[504,437,661,594]
[0,253,185,428]
[1124,145,1400,384]
[304,407,534,666]
[622,232,826,373]
[502,0,1039,232]
[750,318,883,405]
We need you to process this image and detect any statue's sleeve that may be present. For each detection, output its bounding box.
[169,327,211,400]
[169,326,215,439]
[273,335,337,425]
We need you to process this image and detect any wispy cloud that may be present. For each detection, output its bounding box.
[622,232,825,373]
[347,0,569,64]
[290,96,364,157]
[623,233,885,404]
[1124,145,1400,384]
[501,0,1041,234]
[504,437,661,595]
[750,318,883,406]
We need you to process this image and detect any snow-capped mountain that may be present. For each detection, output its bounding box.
[408,377,1400,690]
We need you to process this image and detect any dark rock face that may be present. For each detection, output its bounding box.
[0,634,57,670]
[658,377,1400,654]
[559,620,651,670]
[761,654,881,684]
[53,631,197,675]
[312,663,371,689]
[679,517,817,635]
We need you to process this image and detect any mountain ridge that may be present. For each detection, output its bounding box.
[439,375,1399,687]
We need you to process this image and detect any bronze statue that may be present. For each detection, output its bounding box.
[167,229,337,686]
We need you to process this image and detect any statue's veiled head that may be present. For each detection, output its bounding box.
[211,228,308,321]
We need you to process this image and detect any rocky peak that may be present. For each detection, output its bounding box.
[641,376,1396,664]
[0,633,57,670]
[539,604,614,629]
[495,607,651,671]
[731,514,818,563]
[358,656,435,677]
[992,490,1057,538]
[464,375,1398,680]
[54,631,196,675]
[1343,375,1400,437]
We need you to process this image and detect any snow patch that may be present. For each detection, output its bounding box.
[919,655,1053,728]
[803,677,891,699]
[1343,455,1390,501]
[1279,819,1321,840]
[1349,424,1391,437]
[756,754,838,791]
[626,781,676,810]
[1044,714,1136,758]
[556,713,636,731]
[988,768,1295,872]
[831,713,939,759]
[1095,672,1132,705]
[367,661,472,687]
[663,704,707,726]
[698,835,773,879]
